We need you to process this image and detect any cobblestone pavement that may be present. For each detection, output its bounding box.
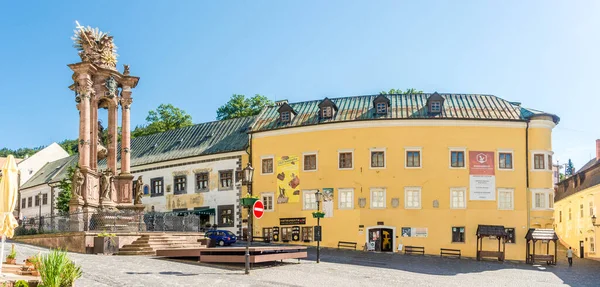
[6,241,600,287]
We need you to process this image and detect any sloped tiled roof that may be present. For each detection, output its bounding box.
[476,225,507,237]
[525,229,558,241]
[20,155,78,189]
[250,94,560,132]
[579,158,599,173]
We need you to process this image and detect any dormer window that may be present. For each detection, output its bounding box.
[277,101,296,123]
[431,101,441,113]
[281,111,290,122]
[426,92,445,114]
[376,102,387,114]
[322,106,333,118]
[372,95,390,115]
[318,97,338,119]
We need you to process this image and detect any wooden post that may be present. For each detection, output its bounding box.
[532,240,536,264]
[554,240,558,265]
[502,237,506,261]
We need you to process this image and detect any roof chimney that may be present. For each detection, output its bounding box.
[596,139,600,161]
[275,99,288,106]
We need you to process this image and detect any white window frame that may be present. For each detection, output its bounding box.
[302,190,318,210]
[261,192,275,212]
[260,155,275,175]
[498,188,514,210]
[404,147,423,169]
[431,101,441,112]
[497,149,514,171]
[338,149,354,170]
[370,187,386,209]
[338,188,354,210]
[448,147,466,169]
[531,150,553,172]
[280,111,291,122]
[302,151,318,172]
[404,187,422,209]
[369,147,386,169]
[376,102,387,114]
[531,189,554,210]
[450,187,467,209]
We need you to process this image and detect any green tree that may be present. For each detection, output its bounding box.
[0,146,43,159]
[132,104,193,138]
[59,139,79,156]
[56,165,77,215]
[379,88,424,95]
[565,159,575,176]
[216,94,273,120]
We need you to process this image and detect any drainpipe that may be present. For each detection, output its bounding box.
[526,121,530,229]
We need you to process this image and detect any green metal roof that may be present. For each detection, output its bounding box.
[20,155,78,189]
[250,94,560,132]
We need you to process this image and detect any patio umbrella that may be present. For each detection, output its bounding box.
[0,155,19,273]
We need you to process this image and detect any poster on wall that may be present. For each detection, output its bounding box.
[469,151,496,201]
[401,227,428,237]
[276,155,301,203]
[322,188,334,218]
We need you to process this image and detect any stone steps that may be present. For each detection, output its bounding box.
[117,234,205,256]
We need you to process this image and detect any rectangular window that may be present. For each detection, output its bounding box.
[406,150,421,168]
[450,151,465,168]
[431,101,441,112]
[450,188,466,209]
[338,188,354,210]
[35,195,40,207]
[280,111,290,122]
[376,102,387,114]
[452,227,465,243]
[371,150,385,168]
[569,208,572,220]
[27,197,32,208]
[534,192,546,209]
[217,205,234,227]
[301,226,313,242]
[262,192,274,211]
[370,188,386,209]
[150,178,164,197]
[338,151,353,169]
[322,106,333,118]
[559,211,562,223]
[303,153,317,171]
[195,172,209,191]
[591,238,596,253]
[499,152,513,169]
[281,227,293,242]
[581,204,584,218]
[549,193,554,208]
[404,187,421,209]
[505,228,516,244]
[498,188,514,210]
[262,228,273,241]
[303,190,318,210]
[547,154,553,170]
[21,198,26,209]
[590,201,595,216]
[219,170,233,190]
[261,157,274,174]
[534,154,545,170]
[42,194,48,205]
[174,175,187,195]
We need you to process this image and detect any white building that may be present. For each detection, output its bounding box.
[18,143,69,186]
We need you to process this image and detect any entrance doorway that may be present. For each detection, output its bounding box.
[368,228,394,252]
[580,241,584,258]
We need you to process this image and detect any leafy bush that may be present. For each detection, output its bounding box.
[37,249,82,287]
[7,244,17,259]
[14,280,29,287]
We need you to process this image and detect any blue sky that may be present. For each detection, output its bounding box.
[0,1,598,170]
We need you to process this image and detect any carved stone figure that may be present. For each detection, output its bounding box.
[72,168,84,198]
[104,76,118,98]
[134,176,143,205]
[72,25,118,70]
[100,169,112,201]
[123,64,130,76]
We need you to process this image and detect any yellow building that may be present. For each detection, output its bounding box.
[554,140,600,259]
[248,93,559,261]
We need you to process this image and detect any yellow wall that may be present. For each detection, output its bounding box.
[554,185,600,259]
[251,120,555,261]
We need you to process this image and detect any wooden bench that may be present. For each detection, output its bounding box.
[440,248,461,258]
[404,246,425,255]
[337,241,357,250]
[531,254,555,265]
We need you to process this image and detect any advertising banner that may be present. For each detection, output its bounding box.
[469,151,496,201]
[322,188,334,218]
[276,155,301,203]
[401,227,428,237]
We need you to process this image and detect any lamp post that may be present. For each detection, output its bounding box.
[38,191,42,232]
[243,163,254,275]
[315,189,322,263]
[592,215,599,226]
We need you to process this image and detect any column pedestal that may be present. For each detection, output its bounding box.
[114,174,134,205]
[69,197,85,232]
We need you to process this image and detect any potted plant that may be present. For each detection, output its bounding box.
[6,244,17,264]
[312,211,325,218]
[25,252,40,268]
[93,231,119,255]
[37,249,82,287]
[14,280,29,287]
[240,193,259,207]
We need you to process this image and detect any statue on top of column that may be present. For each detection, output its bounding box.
[100,169,113,201]
[72,168,84,199]
[134,175,143,205]
[72,24,118,70]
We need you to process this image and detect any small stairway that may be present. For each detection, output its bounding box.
[117,234,205,255]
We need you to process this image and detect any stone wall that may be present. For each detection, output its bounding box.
[14,232,87,253]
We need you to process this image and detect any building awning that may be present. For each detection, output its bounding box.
[476,225,507,238]
[525,228,558,241]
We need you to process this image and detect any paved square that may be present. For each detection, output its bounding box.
[6,242,600,286]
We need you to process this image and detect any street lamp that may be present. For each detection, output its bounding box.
[243,163,254,275]
[38,191,42,232]
[315,189,322,263]
[592,215,599,226]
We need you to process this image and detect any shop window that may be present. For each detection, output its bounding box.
[405,149,421,168]
[338,151,353,169]
[174,175,187,195]
[303,153,317,171]
[370,188,386,209]
[499,152,513,169]
[217,205,234,227]
[450,188,466,209]
[404,187,421,209]
[452,227,465,243]
[498,188,514,210]
[450,151,465,168]
[302,226,313,242]
[262,228,273,241]
[281,227,293,242]
[219,170,233,190]
[303,190,318,210]
[338,188,354,209]
[195,172,209,192]
[371,150,385,168]
[534,154,545,170]
[150,177,164,197]
[505,228,516,244]
[262,192,274,211]
[262,157,274,174]
[42,194,48,205]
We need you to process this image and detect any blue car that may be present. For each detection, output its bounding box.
[205,230,237,246]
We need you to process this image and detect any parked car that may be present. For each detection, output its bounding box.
[205,230,237,246]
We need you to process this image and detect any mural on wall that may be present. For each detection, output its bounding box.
[166,193,205,210]
[322,188,334,218]
[276,155,301,203]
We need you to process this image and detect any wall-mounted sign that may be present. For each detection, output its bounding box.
[276,155,301,204]
[280,217,306,225]
[292,226,300,241]
[401,227,428,238]
[314,226,322,242]
[322,188,334,218]
[469,151,496,201]
[273,227,280,242]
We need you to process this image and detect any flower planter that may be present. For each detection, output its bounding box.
[93,236,119,255]
[240,197,259,207]
[5,258,16,264]
[312,212,325,218]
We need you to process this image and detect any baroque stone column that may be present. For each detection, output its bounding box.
[120,96,132,174]
[74,72,93,169]
[107,103,118,173]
